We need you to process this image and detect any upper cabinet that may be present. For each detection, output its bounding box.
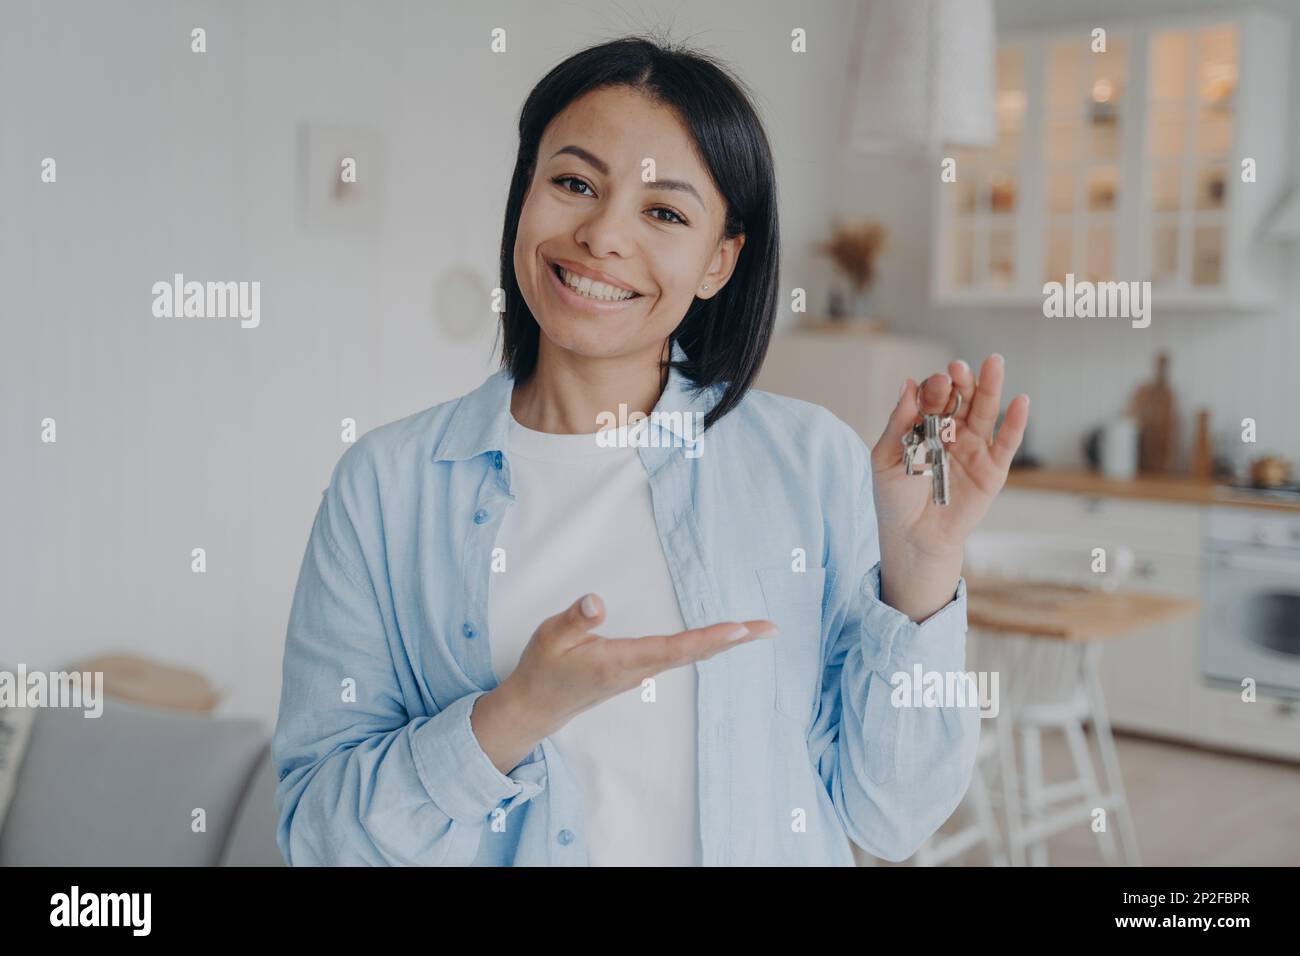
[932,9,1290,309]
[1040,31,1129,289]
[1146,24,1237,293]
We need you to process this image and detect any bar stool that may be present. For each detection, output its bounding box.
[961,531,1142,867]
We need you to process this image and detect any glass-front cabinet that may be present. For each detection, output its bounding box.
[1041,30,1129,286]
[1145,24,1236,291]
[933,10,1289,308]
[949,44,1026,291]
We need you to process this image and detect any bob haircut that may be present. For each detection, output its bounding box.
[496,35,780,431]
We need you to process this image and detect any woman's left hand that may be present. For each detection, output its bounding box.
[870,354,1030,621]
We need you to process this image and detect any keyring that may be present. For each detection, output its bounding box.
[915,382,962,418]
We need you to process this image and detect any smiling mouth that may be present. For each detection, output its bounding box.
[550,263,642,302]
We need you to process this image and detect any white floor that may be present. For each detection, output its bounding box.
[866,731,1300,866]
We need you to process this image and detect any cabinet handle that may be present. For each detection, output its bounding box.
[1220,553,1300,574]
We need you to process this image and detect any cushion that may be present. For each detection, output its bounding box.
[0,694,267,866]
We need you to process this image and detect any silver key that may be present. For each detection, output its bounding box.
[900,387,960,506]
[901,419,928,474]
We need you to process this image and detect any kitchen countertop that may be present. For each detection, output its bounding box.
[1005,466,1300,513]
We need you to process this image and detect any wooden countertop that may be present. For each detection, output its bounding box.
[1005,466,1300,513]
[965,573,1201,641]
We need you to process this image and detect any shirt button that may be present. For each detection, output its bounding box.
[491,451,503,469]
[473,509,489,524]
[557,828,574,846]
[462,622,476,639]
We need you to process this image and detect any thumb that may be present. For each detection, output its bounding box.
[534,593,605,646]
[874,378,918,468]
[563,592,605,632]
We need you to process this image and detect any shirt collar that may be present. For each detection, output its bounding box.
[431,338,719,463]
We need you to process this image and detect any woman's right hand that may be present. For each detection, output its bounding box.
[470,593,776,775]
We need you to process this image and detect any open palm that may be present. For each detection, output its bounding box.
[871,354,1030,559]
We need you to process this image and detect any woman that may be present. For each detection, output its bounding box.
[273,35,1029,866]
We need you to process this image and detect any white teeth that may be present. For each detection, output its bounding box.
[557,266,636,301]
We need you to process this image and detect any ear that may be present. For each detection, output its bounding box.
[697,233,745,299]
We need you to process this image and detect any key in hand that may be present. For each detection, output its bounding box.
[923,413,950,505]
[899,387,960,505]
[902,419,928,475]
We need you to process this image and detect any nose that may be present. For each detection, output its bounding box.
[573,197,636,260]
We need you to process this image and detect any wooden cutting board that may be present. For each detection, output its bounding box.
[1128,351,1177,473]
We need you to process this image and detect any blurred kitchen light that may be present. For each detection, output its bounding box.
[841,0,996,154]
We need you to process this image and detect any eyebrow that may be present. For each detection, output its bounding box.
[549,144,706,211]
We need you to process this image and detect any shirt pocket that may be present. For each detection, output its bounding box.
[755,567,827,728]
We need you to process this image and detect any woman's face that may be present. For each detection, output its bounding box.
[513,85,744,363]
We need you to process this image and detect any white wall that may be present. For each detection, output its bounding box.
[1,0,858,726]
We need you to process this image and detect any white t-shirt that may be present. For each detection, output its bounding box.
[486,413,700,866]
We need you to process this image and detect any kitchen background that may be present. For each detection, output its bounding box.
[2,0,1298,866]
[845,0,1300,471]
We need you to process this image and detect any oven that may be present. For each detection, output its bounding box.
[1200,507,1300,699]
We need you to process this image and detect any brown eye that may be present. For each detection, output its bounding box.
[552,175,594,196]
[649,207,688,225]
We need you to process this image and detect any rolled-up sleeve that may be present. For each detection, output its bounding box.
[272,461,546,866]
[408,691,543,824]
[809,437,981,863]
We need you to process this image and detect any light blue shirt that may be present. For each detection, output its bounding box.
[273,340,980,865]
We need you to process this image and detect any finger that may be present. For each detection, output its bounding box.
[548,592,604,637]
[990,393,1030,472]
[612,619,777,674]
[918,372,955,417]
[872,378,918,469]
[697,619,779,660]
[658,619,777,667]
[947,359,975,423]
[965,354,1005,442]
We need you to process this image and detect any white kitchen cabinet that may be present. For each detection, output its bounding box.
[979,488,1203,740]
[932,8,1291,310]
[1094,551,1200,741]
[980,486,1201,554]
[976,486,1300,761]
[1190,685,1300,762]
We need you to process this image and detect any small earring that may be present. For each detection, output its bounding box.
[702,283,709,290]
